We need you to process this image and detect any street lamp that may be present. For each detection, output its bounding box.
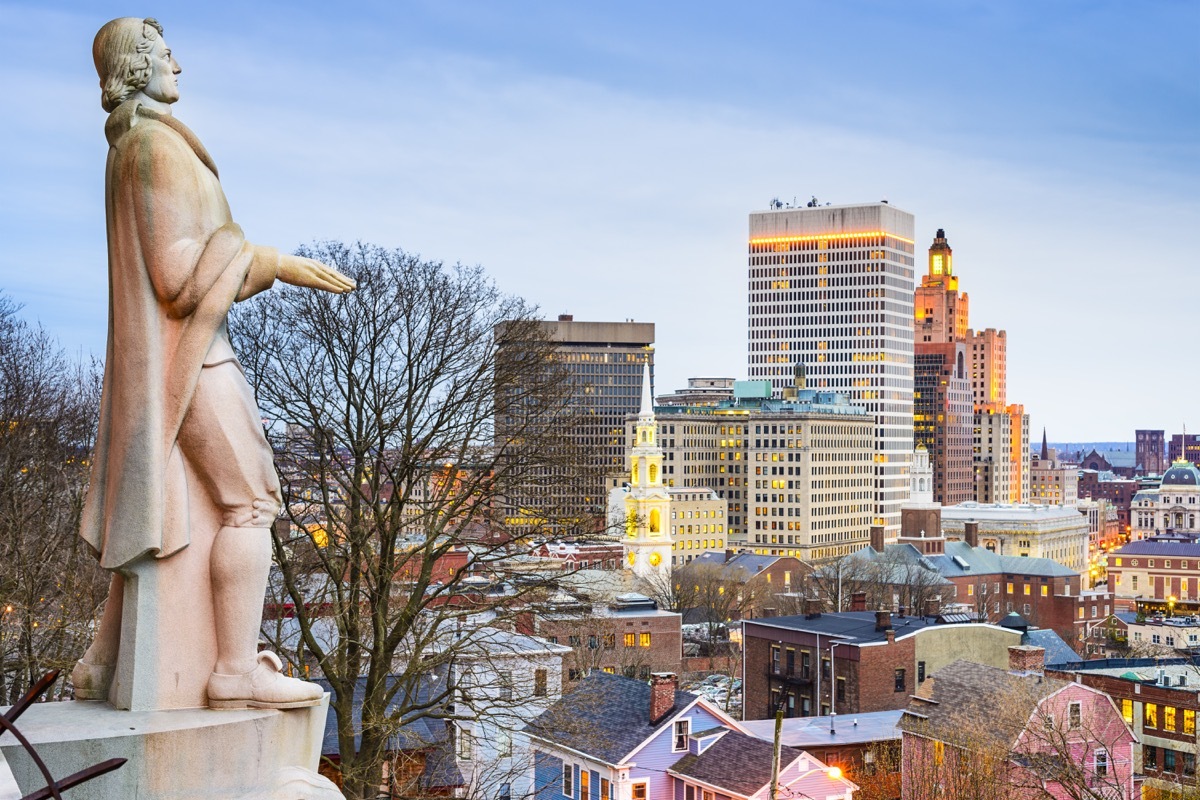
[1169,596,1177,617]
[773,765,846,800]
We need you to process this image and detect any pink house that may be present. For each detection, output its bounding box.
[899,647,1138,799]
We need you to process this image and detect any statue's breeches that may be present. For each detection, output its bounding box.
[176,361,282,528]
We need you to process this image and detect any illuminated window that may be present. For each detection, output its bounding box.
[1166,706,1177,731]
[1146,703,1158,728]
[640,633,652,647]
[623,633,636,648]
[1121,699,1133,725]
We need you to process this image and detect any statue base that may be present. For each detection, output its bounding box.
[0,697,343,799]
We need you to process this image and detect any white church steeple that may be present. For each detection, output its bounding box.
[624,359,672,581]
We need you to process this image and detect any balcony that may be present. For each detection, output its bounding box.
[767,667,813,686]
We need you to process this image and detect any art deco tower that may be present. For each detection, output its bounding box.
[914,229,974,505]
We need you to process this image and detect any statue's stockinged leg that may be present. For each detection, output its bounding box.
[206,526,321,709]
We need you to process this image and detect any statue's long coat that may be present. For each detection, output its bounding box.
[81,99,278,570]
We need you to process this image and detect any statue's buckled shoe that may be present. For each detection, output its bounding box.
[207,651,323,710]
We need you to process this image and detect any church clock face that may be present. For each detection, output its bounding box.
[649,552,662,567]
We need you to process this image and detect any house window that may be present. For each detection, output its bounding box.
[1165,748,1177,772]
[563,764,573,797]
[624,633,636,648]
[1166,705,1177,731]
[1146,703,1158,728]
[632,782,648,800]
[1146,745,1158,771]
[1068,701,1081,729]
[580,769,590,799]
[497,728,512,758]
[673,719,690,752]
[837,677,846,702]
[894,668,906,693]
[1040,585,1048,597]
[534,669,548,697]
[640,632,651,647]
[1095,749,1108,777]
[785,648,795,675]
[918,661,926,683]
[457,727,472,761]
[603,634,615,650]
[498,670,513,702]
[1186,752,1197,777]
[1121,699,1133,724]
[497,783,512,800]
[600,778,611,800]
[771,645,781,674]
[1185,709,1196,734]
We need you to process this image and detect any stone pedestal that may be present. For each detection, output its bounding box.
[0,698,340,799]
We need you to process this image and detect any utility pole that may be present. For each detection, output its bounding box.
[769,705,783,800]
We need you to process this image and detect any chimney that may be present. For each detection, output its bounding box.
[875,610,892,632]
[558,314,574,322]
[649,673,678,724]
[870,525,885,554]
[514,610,535,636]
[851,591,867,612]
[1007,645,1045,675]
[964,521,979,549]
[924,599,940,618]
[725,549,735,561]
[805,598,823,618]
[886,629,895,645]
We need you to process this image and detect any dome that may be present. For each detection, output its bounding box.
[1162,461,1200,487]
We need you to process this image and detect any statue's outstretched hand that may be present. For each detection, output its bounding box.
[277,255,356,294]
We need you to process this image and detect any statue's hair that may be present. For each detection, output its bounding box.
[93,17,165,113]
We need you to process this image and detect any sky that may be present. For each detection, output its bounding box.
[1,1,1196,441]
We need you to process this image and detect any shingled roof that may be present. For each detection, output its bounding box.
[669,730,805,796]
[899,660,1068,749]
[525,671,697,765]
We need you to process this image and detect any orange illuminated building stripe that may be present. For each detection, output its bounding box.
[749,230,915,246]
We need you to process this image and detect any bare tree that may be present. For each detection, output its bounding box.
[231,243,592,799]
[0,295,107,701]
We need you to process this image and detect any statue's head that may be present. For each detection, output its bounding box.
[93,17,179,113]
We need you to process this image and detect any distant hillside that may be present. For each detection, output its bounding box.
[1047,441,1135,454]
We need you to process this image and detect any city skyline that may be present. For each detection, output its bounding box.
[1,1,1196,440]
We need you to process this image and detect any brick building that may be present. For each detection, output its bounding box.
[1107,536,1200,614]
[1138,429,1167,475]
[845,521,1112,651]
[1078,469,1139,539]
[685,551,806,619]
[741,609,1022,719]
[1169,434,1200,465]
[530,593,682,683]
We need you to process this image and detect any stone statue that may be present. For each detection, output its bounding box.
[72,17,355,712]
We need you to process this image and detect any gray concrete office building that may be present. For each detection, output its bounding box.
[747,202,916,539]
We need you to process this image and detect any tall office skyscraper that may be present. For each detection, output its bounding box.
[496,314,654,528]
[747,202,916,538]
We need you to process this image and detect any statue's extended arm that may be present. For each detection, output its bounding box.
[128,125,352,316]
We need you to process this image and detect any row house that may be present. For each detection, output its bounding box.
[526,671,857,800]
